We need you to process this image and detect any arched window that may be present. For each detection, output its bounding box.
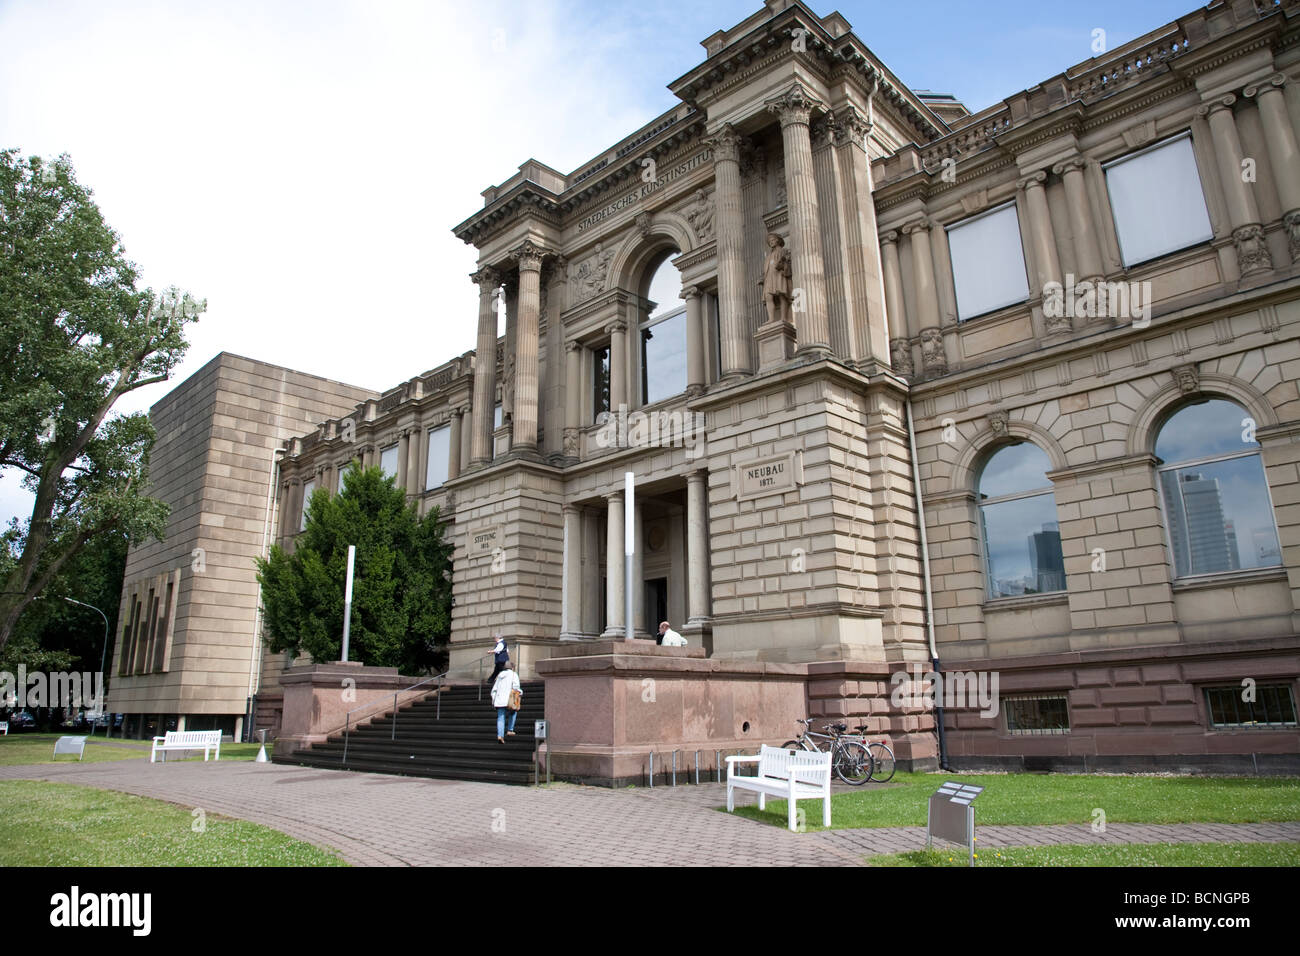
[640,255,686,405]
[978,442,1066,599]
[1155,398,1280,578]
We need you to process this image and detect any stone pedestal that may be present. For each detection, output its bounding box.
[272,662,427,758]
[537,640,808,786]
[755,320,797,369]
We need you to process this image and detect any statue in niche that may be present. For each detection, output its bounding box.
[757,232,792,327]
[684,188,714,241]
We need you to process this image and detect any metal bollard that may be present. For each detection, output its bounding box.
[715,749,722,782]
[671,750,678,787]
[648,751,654,788]
[694,750,700,785]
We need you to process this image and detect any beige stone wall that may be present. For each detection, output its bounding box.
[111,354,374,720]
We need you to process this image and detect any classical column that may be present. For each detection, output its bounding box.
[832,104,891,366]
[275,480,289,544]
[768,84,831,356]
[684,286,706,396]
[560,505,583,640]
[397,429,410,491]
[512,241,543,450]
[1017,171,1067,333]
[707,124,751,380]
[469,267,500,466]
[1201,95,1272,276]
[447,408,463,481]
[606,320,627,412]
[903,218,947,376]
[686,470,711,626]
[287,479,303,538]
[410,428,424,493]
[1054,157,1105,283]
[603,492,625,637]
[563,340,582,459]
[880,231,913,377]
[1244,74,1300,264]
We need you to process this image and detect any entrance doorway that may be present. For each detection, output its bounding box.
[645,577,668,640]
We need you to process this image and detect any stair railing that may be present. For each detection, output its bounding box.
[341,671,442,765]
[340,642,518,763]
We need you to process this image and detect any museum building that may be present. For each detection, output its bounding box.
[113,0,1300,772]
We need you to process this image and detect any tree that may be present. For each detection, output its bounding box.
[0,149,204,652]
[0,525,128,676]
[256,464,453,674]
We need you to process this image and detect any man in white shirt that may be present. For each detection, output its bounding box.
[658,621,687,646]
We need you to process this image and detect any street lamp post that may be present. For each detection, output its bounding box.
[63,597,108,736]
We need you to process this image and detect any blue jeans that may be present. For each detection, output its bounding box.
[496,706,517,738]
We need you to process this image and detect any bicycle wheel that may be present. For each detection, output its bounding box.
[781,740,804,752]
[867,742,895,782]
[834,741,872,786]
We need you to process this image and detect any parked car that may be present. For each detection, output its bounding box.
[7,711,37,732]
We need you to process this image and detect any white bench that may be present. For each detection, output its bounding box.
[53,735,88,760]
[726,744,833,832]
[151,730,222,763]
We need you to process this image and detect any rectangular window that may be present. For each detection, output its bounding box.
[1003,694,1070,735]
[425,425,451,490]
[1205,685,1297,728]
[641,309,688,405]
[300,478,316,532]
[1105,133,1213,267]
[119,598,139,677]
[135,588,156,675]
[592,344,611,422]
[379,445,398,478]
[152,580,173,673]
[493,404,503,430]
[946,202,1030,321]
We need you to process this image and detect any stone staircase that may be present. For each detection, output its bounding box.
[279,681,545,785]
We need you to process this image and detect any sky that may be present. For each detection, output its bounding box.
[0,0,1199,525]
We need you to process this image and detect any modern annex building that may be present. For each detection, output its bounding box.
[115,0,1300,771]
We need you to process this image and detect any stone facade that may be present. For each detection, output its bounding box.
[109,353,375,739]
[152,0,1300,769]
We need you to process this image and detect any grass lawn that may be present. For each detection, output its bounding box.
[728,771,1300,831]
[0,780,347,866]
[0,734,265,766]
[869,842,1300,867]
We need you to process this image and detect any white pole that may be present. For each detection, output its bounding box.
[625,471,634,642]
[342,544,356,662]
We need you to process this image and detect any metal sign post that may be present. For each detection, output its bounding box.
[341,544,356,662]
[926,781,986,866]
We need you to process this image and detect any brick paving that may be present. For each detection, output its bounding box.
[1,758,1296,866]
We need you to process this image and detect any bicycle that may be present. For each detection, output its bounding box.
[849,724,896,783]
[782,718,872,786]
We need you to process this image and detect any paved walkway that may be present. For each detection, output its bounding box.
[1,759,1296,866]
